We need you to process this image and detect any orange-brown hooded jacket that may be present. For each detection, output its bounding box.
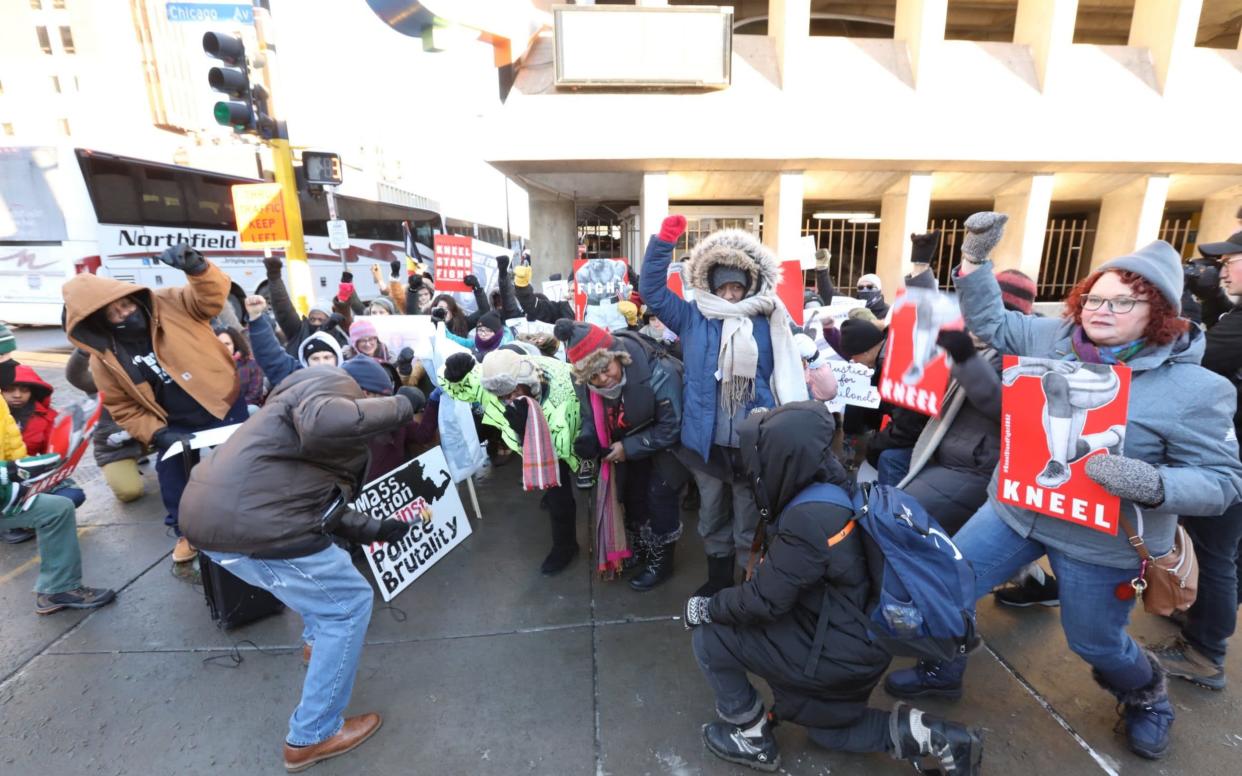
[62,263,240,444]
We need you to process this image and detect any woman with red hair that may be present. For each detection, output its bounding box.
[885,212,1242,762]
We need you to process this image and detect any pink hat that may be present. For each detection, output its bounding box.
[348,319,378,347]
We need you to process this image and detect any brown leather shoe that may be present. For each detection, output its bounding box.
[301,643,312,666]
[283,713,382,772]
[172,537,198,563]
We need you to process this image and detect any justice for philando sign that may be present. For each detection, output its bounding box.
[352,446,472,601]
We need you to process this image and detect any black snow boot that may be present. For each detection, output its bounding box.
[889,702,983,776]
[622,530,645,573]
[694,553,736,597]
[541,510,579,576]
[630,540,676,592]
[702,708,780,772]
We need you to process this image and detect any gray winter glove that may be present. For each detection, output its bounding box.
[683,596,713,629]
[961,212,1008,264]
[1085,454,1165,507]
[106,430,132,448]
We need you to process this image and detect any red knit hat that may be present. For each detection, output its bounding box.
[996,269,1036,314]
[554,318,627,382]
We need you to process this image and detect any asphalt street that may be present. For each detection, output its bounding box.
[0,334,1239,775]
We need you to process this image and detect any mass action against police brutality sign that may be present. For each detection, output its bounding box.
[353,446,472,601]
[434,234,474,293]
[997,356,1131,535]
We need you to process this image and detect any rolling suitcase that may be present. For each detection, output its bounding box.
[199,553,286,630]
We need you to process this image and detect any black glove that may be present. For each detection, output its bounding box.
[431,306,448,323]
[325,312,345,331]
[936,329,976,363]
[397,347,416,377]
[340,271,354,284]
[376,518,412,544]
[390,260,402,279]
[463,274,480,290]
[263,255,283,276]
[398,386,426,415]
[158,243,207,276]
[496,255,510,273]
[444,352,476,383]
[409,273,425,292]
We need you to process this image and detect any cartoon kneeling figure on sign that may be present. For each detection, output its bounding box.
[902,290,941,384]
[1002,361,1126,488]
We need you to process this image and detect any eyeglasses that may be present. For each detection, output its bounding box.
[1081,295,1149,314]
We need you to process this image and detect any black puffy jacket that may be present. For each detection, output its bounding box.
[707,401,891,726]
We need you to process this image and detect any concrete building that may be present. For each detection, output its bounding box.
[488,0,1242,301]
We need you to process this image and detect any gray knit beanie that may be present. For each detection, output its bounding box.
[962,212,1008,263]
[1097,240,1184,313]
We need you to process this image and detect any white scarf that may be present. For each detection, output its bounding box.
[696,291,808,415]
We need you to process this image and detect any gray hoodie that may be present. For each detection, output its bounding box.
[955,264,1242,569]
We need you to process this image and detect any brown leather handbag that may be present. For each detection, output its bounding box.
[1117,511,1198,616]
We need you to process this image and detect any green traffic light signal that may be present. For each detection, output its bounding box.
[214,101,253,130]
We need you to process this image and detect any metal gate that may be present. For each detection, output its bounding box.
[1160,214,1196,258]
[800,216,880,293]
[1039,216,1094,301]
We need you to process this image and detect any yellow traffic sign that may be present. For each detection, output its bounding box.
[231,183,290,248]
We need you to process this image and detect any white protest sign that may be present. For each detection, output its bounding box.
[506,317,556,337]
[356,314,436,360]
[541,279,569,302]
[825,357,881,412]
[796,236,818,270]
[355,446,472,601]
[807,298,866,329]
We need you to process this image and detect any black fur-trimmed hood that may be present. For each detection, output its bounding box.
[685,229,782,297]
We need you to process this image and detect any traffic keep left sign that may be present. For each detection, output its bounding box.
[231,183,290,248]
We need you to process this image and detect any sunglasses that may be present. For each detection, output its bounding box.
[857,284,877,291]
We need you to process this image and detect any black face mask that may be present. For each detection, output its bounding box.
[112,309,148,334]
[856,288,882,303]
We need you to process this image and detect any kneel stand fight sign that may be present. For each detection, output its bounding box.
[352,446,472,601]
[997,357,1131,535]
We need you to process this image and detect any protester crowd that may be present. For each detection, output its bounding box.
[3,208,1242,774]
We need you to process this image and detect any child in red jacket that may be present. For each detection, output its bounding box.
[2,364,86,510]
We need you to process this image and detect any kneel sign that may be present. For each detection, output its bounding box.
[997,357,1131,535]
[879,287,962,417]
[353,446,472,601]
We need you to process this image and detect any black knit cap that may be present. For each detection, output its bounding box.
[838,318,886,358]
[477,310,504,332]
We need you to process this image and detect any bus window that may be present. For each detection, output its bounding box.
[80,156,142,224]
[140,168,187,225]
[186,174,239,230]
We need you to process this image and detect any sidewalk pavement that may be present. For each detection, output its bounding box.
[0,364,1238,775]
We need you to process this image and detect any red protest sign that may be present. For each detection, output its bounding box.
[997,357,1131,535]
[667,263,686,300]
[879,288,962,417]
[434,234,473,292]
[775,261,806,326]
[573,257,630,320]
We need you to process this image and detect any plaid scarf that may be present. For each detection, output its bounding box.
[1068,327,1145,365]
[590,390,631,577]
[520,396,561,491]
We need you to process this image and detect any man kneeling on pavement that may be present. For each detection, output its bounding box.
[179,366,425,773]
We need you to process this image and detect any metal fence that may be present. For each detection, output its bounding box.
[1038,216,1094,301]
[1159,214,1196,258]
[800,216,881,293]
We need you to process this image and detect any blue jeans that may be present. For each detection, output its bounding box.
[875,447,913,486]
[51,485,86,508]
[156,398,249,533]
[205,545,375,746]
[1181,502,1242,664]
[954,502,1147,681]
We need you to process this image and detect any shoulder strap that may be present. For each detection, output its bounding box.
[786,481,858,512]
[805,584,874,676]
[1116,510,1153,563]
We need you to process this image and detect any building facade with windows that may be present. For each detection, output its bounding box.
[488,0,1242,301]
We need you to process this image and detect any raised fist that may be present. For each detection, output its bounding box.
[244,294,268,318]
[658,215,687,243]
[263,255,283,275]
[463,274,480,290]
[158,244,207,276]
[444,352,475,383]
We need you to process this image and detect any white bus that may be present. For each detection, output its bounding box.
[1,146,454,325]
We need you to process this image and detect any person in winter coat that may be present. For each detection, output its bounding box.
[347,319,390,363]
[180,367,421,773]
[245,295,344,389]
[0,325,25,463]
[557,319,688,590]
[471,310,514,361]
[64,349,145,506]
[1152,229,1242,690]
[367,260,409,314]
[683,402,982,775]
[62,244,247,565]
[259,255,348,356]
[512,256,576,324]
[430,288,490,345]
[2,363,87,509]
[214,326,267,409]
[640,216,809,596]
[339,356,433,480]
[440,347,583,575]
[492,255,527,320]
[404,273,436,315]
[885,212,1242,762]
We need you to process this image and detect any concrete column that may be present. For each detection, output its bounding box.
[894,0,947,88]
[876,173,933,299]
[528,193,577,282]
[992,174,1055,279]
[1198,194,1242,245]
[1129,0,1204,93]
[762,171,805,259]
[1013,0,1079,93]
[639,172,669,268]
[769,0,811,91]
[1089,176,1170,269]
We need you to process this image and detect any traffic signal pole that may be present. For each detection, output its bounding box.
[251,2,314,315]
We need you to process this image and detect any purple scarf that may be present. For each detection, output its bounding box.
[1068,327,1144,365]
[474,329,504,355]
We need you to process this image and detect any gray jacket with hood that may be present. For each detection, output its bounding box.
[955,263,1242,568]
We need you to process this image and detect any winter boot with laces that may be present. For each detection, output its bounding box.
[630,539,676,592]
[889,702,983,776]
[702,708,780,772]
[1093,652,1175,760]
[884,657,967,701]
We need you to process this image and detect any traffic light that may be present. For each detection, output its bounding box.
[203,31,271,135]
[302,151,343,186]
